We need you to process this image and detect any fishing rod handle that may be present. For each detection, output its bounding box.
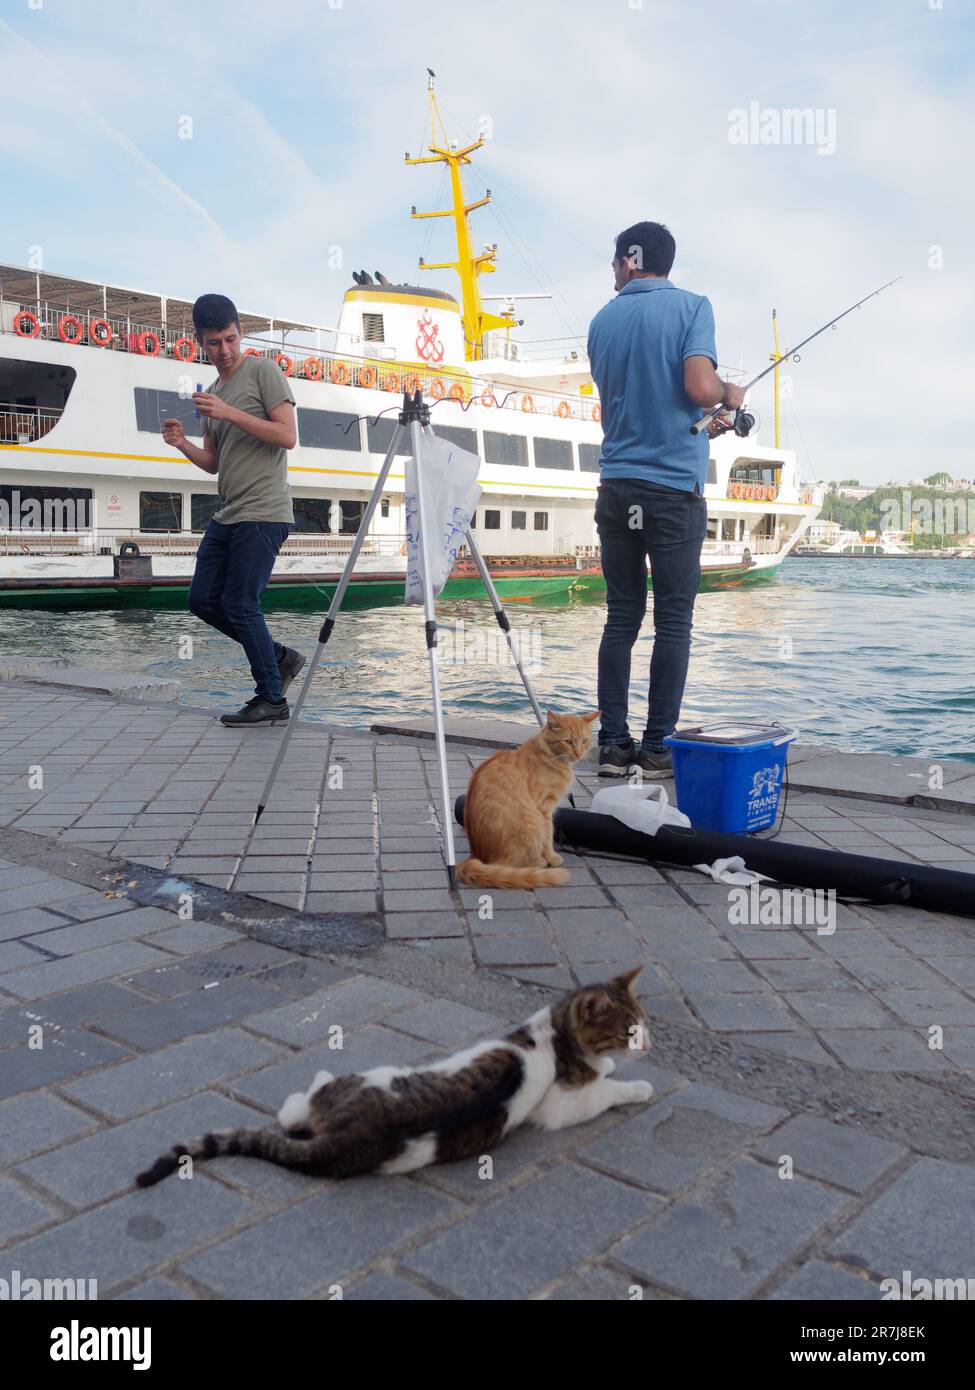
[690,409,718,436]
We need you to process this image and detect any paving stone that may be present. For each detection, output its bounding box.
[0,878,97,913]
[666,961,770,995]
[16,1091,266,1208]
[815,1029,949,1073]
[22,910,176,957]
[770,1260,883,1300]
[114,1276,194,1301]
[0,1175,59,1243]
[614,1156,847,1298]
[6,1172,256,1295]
[0,1092,96,1165]
[123,942,299,999]
[475,937,562,968]
[144,923,244,955]
[39,893,140,923]
[0,1027,132,1100]
[303,893,378,913]
[783,989,894,1030]
[246,976,428,1047]
[830,1157,975,1277]
[752,1115,906,1194]
[735,1032,839,1066]
[636,924,737,961]
[0,908,79,942]
[726,930,820,960]
[579,1080,785,1194]
[346,1272,437,1300]
[874,986,975,1026]
[1,941,174,1003]
[253,957,354,996]
[61,1027,284,1119]
[405,1163,655,1300]
[181,1179,457,1299]
[467,910,548,936]
[96,978,288,1050]
[690,992,795,1032]
[384,912,466,938]
[391,1000,509,1047]
[547,1265,656,1300]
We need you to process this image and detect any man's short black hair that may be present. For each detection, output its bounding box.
[614,222,676,277]
[192,293,240,338]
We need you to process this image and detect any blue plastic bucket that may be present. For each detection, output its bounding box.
[664,722,797,833]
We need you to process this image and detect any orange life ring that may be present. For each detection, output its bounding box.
[243,347,261,357]
[556,400,571,419]
[480,389,496,408]
[521,394,535,413]
[359,365,377,389]
[173,336,197,362]
[89,318,113,347]
[303,357,323,380]
[592,404,601,423]
[430,378,446,400]
[385,371,401,393]
[136,330,161,357]
[274,353,293,375]
[448,382,465,400]
[14,310,41,339]
[729,482,743,499]
[331,360,350,384]
[404,373,421,393]
[57,314,83,344]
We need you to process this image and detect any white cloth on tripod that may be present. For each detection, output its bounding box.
[404,430,482,605]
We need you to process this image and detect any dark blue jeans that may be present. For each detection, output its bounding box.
[596,477,707,749]
[188,520,292,702]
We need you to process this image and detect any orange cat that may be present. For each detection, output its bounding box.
[457,710,599,889]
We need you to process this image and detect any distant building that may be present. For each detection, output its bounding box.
[806,519,842,544]
[835,486,874,500]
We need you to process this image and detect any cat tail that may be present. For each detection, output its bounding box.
[135,1128,334,1187]
[456,857,570,889]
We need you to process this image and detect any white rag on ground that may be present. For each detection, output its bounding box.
[404,431,482,605]
[588,783,769,886]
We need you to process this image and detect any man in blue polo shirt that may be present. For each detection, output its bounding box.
[587,221,744,777]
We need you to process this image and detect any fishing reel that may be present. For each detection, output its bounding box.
[733,408,756,437]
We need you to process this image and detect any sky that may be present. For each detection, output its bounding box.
[0,0,971,485]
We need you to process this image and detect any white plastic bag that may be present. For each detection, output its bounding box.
[404,430,482,605]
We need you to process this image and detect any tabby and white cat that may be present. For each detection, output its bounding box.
[136,968,651,1187]
[457,709,598,890]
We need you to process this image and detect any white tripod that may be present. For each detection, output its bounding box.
[253,390,545,888]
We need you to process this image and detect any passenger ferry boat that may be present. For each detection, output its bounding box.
[0,77,822,612]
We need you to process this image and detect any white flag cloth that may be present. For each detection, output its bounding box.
[404,431,482,605]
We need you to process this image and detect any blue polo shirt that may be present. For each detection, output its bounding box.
[587,278,717,493]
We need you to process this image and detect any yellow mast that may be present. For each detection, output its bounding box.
[770,308,783,450]
[405,72,516,361]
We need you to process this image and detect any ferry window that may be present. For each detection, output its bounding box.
[730,462,780,487]
[534,437,573,470]
[366,418,411,457]
[483,431,528,467]
[340,499,365,533]
[578,443,601,473]
[134,388,202,439]
[0,485,92,530]
[511,511,527,530]
[293,498,333,532]
[435,425,478,455]
[534,512,549,531]
[484,510,501,530]
[380,497,390,518]
[298,408,361,451]
[140,491,182,531]
[191,494,222,531]
[721,519,736,541]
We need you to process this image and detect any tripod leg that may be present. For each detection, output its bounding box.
[464,528,544,727]
[409,418,457,889]
[252,426,405,824]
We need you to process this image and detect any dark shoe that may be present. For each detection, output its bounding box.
[220,697,290,727]
[277,647,306,696]
[632,746,673,779]
[598,741,638,777]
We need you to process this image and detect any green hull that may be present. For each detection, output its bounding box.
[0,560,778,612]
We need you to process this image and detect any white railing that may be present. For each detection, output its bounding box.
[704,536,781,557]
[1,299,604,424]
[0,528,409,558]
[0,404,63,444]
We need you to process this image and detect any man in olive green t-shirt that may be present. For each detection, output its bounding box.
[162,293,306,726]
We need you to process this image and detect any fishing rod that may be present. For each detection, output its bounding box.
[690,277,902,436]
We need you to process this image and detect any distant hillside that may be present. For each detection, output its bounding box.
[820,485,975,542]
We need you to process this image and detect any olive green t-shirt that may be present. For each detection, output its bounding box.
[205,356,296,525]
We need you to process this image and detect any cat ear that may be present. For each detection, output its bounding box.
[584,710,600,724]
[613,966,643,994]
[545,710,562,728]
[572,990,612,1027]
